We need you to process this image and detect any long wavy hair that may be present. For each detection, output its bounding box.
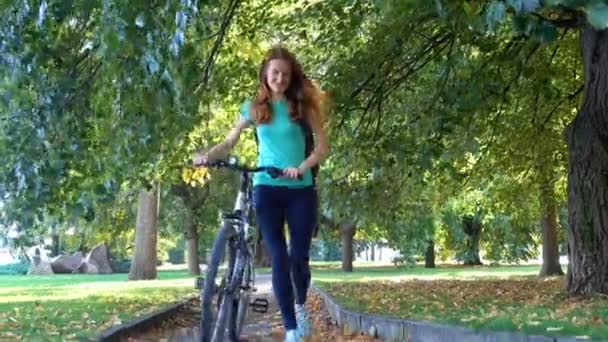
[250,46,326,127]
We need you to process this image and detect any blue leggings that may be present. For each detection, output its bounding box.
[253,185,317,330]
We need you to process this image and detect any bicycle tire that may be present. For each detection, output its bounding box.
[200,224,237,342]
[231,258,252,339]
[228,248,251,340]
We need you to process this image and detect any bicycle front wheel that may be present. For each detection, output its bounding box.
[229,251,252,340]
[200,224,237,342]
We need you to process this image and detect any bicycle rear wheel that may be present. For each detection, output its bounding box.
[200,224,237,342]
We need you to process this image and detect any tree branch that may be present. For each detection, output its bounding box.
[539,84,583,130]
[351,30,452,136]
[61,62,103,110]
[194,0,241,93]
[531,12,584,29]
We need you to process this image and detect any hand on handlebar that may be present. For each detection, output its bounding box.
[193,151,210,167]
[192,156,303,180]
[283,167,304,180]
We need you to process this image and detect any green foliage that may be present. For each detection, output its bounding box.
[157,235,178,264]
[310,239,342,262]
[440,197,484,264]
[585,1,608,29]
[483,0,608,37]
[168,238,186,264]
[112,259,132,273]
[2,0,596,270]
[482,214,539,263]
[0,0,234,227]
[438,181,540,265]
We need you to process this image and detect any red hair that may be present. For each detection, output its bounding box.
[250,46,327,128]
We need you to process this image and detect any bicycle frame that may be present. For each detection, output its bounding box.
[222,170,257,291]
[232,171,254,234]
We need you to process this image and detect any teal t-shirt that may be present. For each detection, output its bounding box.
[240,99,313,188]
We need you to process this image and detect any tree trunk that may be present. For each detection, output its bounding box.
[171,182,210,275]
[425,239,435,268]
[51,233,60,257]
[183,206,200,275]
[370,243,375,261]
[462,215,483,266]
[539,171,564,277]
[565,27,608,295]
[340,222,356,272]
[78,232,87,253]
[129,188,158,280]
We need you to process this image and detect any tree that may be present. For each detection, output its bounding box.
[451,0,608,294]
[308,0,606,294]
[0,0,242,279]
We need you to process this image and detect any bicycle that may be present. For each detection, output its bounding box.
[194,157,298,342]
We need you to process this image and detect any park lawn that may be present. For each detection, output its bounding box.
[313,264,608,340]
[310,262,541,282]
[0,271,198,341]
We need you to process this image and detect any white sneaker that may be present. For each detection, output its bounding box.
[295,304,312,337]
[284,329,299,342]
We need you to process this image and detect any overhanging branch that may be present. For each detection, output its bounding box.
[531,11,584,29]
[194,0,241,93]
[539,84,583,130]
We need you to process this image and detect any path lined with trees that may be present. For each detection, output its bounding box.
[2,0,608,340]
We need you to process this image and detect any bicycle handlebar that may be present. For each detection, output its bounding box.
[195,158,303,180]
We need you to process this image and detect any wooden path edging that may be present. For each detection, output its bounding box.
[93,296,198,342]
[311,285,604,342]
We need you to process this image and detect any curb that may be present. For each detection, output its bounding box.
[310,285,604,342]
[92,295,198,342]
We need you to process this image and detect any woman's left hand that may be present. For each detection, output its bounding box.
[283,167,303,179]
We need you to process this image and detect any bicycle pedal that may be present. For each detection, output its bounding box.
[194,276,204,290]
[250,298,269,313]
[240,285,257,292]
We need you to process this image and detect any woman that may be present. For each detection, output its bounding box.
[194,46,329,341]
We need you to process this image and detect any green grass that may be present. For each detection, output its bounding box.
[310,262,541,283]
[0,271,198,341]
[4,262,600,340]
[313,263,608,340]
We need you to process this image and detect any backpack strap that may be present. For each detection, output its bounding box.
[295,118,318,186]
[296,95,319,185]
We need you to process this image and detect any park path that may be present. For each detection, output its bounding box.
[127,274,377,341]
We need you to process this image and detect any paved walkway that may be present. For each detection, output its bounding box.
[127,274,375,341]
